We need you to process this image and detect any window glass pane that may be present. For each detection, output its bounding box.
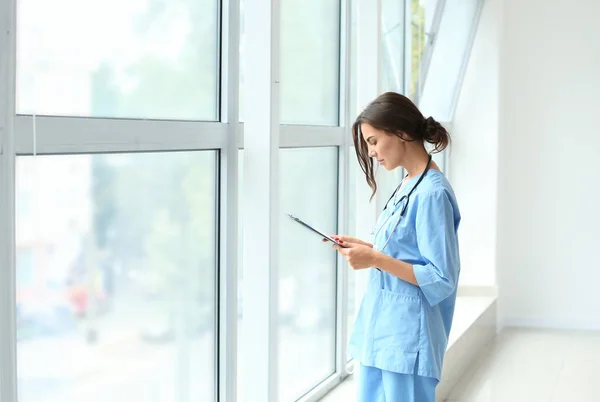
[279,147,338,400]
[16,151,218,402]
[419,0,481,120]
[381,0,406,93]
[425,0,440,32]
[281,1,340,125]
[238,148,338,402]
[17,0,219,120]
[407,0,439,100]
[240,0,341,125]
[237,148,338,401]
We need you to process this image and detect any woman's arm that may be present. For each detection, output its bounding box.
[336,190,460,308]
[372,252,418,286]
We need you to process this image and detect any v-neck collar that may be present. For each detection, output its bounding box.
[397,168,440,197]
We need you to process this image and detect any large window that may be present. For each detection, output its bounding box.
[16,0,220,120]
[15,152,218,402]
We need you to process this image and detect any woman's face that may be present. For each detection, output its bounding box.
[361,123,405,171]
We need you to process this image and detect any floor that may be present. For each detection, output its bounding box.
[320,328,600,401]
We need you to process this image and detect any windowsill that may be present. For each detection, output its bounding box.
[448,286,497,348]
[320,287,497,401]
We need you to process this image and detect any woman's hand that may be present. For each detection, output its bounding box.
[322,235,373,248]
[332,242,376,270]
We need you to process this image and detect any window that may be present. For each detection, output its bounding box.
[240,0,341,124]
[238,147,339,401]
[16,0,220,120]
[279,147,338,400]
[419,0,482,120]
[381,0,406,93]
[406,0,440,100]
[15,151,218,402]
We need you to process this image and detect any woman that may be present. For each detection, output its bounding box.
[330,92,461,401]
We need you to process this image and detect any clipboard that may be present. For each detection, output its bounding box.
[286,213,346,247]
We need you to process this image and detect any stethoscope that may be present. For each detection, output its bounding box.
[371,154,433,253]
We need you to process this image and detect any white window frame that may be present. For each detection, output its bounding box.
[0,0,18,401]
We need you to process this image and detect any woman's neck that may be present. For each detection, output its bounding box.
[403,148,430,179]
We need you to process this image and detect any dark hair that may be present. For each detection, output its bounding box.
[351,92,450,199]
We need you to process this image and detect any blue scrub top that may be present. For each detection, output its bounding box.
[348,169,461,381]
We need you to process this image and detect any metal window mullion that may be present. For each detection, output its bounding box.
[0,0,18,400]
[335,0,352,382]
[218,0,240,400]
[241,0,280,401]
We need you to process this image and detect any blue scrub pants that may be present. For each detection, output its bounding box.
[357,363,438,402]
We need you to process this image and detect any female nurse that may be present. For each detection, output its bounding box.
[329,92,461,402]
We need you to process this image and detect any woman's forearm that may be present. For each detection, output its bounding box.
[372,251,418,286]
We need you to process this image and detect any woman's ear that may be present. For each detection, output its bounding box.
[394,131,410,142]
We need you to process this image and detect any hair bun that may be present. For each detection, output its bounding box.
[422,116,449,153]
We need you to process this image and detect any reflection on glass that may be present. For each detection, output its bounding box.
[279,147,338,400]
[16,152,218,402]
[240,0,341,125]
[17,0,219,120]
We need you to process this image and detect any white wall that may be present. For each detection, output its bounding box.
[450,0,500,287]
[498,0,600,329]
